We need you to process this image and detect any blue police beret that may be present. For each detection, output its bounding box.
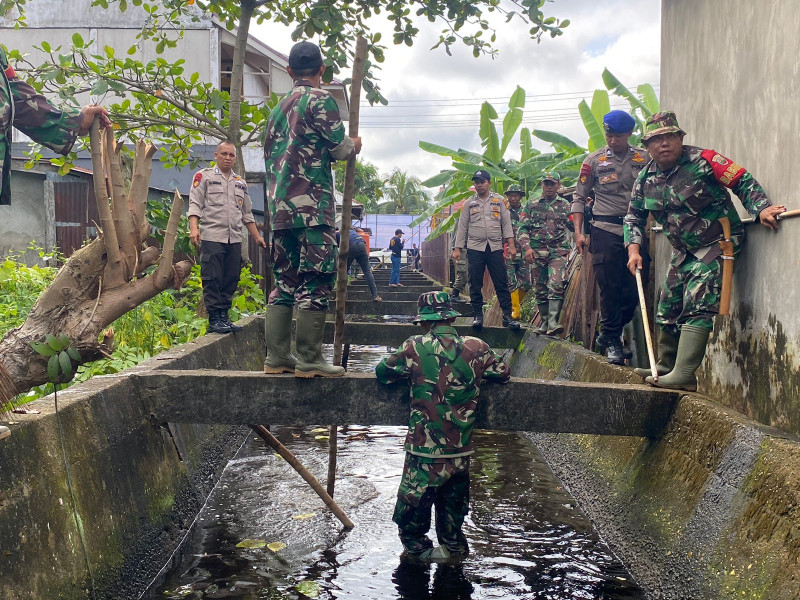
[603,110,636,134]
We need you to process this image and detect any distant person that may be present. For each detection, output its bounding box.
[189,141,266,334]
[389,228,405,287]
[504,183,531,320]
[347,227,381,301]
[452,170,520,330]
[263,41,361,378]
[517,172,571,336]
[408,243,421,272]
[572,110,650,364]
[625,111,784,390]
[375,292,510,560]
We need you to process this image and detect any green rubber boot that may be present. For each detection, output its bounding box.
[646,325,709,391]
[545,299,564,336]
[533,303,549,334]
[635,328,679,378]
[263,305,298,374]
[295,309,344,378]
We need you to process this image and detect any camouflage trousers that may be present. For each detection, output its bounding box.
[393,453,470,556]
[656,252,722,335]
[530,246,569,303]
[452,256,469,294]
[269,225,337,311]
[506,258,531,292]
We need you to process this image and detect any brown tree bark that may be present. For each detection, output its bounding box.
[0,124,192,408]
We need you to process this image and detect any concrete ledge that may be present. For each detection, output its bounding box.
[322,321,524,348]
[329,300,474,316]
[512,331,800,599]
[136,370,679,437]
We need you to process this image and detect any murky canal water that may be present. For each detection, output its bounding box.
[155,343,644,600]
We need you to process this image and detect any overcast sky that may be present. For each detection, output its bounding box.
[252,0,661,186]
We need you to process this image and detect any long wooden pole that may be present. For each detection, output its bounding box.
[328,37,368,498]
[250,425,354,529]
[635,268,658,381]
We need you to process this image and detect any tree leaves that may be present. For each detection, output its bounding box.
[32,334,77,382]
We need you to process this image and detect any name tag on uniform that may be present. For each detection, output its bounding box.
[208,181,222,186]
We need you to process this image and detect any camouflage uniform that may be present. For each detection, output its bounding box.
[0,47,82,205]
[264,78,355,310]
[625,145,771,333]
[518,195,571,303]
[375,292,510,556]
[506,202,531,292]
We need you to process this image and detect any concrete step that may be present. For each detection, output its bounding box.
[328,300,474,317]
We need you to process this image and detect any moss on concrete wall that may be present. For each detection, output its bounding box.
[515,332,800,599]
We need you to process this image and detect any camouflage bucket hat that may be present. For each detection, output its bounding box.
[641,111,686,142]
[414,291,461,324]
[505,183,524,195]
[542,171,560,183]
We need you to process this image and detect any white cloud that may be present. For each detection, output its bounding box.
[251,0,660,185]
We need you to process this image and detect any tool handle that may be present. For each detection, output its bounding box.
[635,268,658,381]
[777,208,800,220]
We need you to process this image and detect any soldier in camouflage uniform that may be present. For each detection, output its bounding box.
[376,291,510,560]
[263,41,361,378]
[0,47,110,206]
[625,111,784,391]
[518,172,571,336]
[504,183,531,320]
[0,48,109,444]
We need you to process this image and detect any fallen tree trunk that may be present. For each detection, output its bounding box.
[0,122,192,407]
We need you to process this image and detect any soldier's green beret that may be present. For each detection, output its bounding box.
[414,291,461,323]
[505,184,524,195]
[641,111,686,142]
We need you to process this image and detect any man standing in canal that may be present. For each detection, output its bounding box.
[452,170,520,330]
[504,183,531,320]
[517,172,571,335]
[625,111,784,391]
[376,291,510,560]
[263,41,361,378]
[572,110,650,364]
[189,141,266,334]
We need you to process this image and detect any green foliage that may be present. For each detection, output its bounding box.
[377,169,430,214]
[2,254,264,409]
[146,194,196,257]
[333,159,383,213]
[416,71,661,238]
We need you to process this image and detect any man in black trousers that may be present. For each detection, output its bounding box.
[452,170,520,330]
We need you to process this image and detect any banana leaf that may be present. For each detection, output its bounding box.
[421,169,456,188]
[426,209,462,241]
[579,100,605,152]
[410,179,472,227]
[457,148,487,164]
[532,129,584,151]
[418,140,463,160]
[602,69,648,115]
[479,101,500,163]
[500,85,525,156]
[452,161,506,181]
[590,89,610,125]
[519,127,536,162]
[548,152,589,173]
[637,83,660,116]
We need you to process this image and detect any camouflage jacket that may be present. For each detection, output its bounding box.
[375,324,510,457]
[263,79,355,230]
[507,203,525,261]
[624,145,771,263]
[517,196,572,252]
[0,47,82,205]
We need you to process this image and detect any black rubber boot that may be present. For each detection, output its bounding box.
[533,302,549,334]
[607,339,625,365]
[502,313,521,330]
[471,312,483,330]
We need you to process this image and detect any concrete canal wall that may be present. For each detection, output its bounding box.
[513,332,800,600]
[0,317,264,600]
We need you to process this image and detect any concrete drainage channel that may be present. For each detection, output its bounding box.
[1,312,799,599]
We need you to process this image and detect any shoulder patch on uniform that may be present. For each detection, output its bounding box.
[4,65,15,79]
[580,163,592,176]
[700,149,745,188]
[192,172,202,187]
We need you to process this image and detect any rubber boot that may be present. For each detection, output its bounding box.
[545,299,564,336]
[647,325,709,391]
[0,425,10,441]
[263,305,298,374]
[502,313,521,330]
[471,311,483,330]
[510,289,521,320]
[416,545,451,561]
[635,328,679,378]
[294,309,345,378]
[533,302,549,334]
[208,309,232,334]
